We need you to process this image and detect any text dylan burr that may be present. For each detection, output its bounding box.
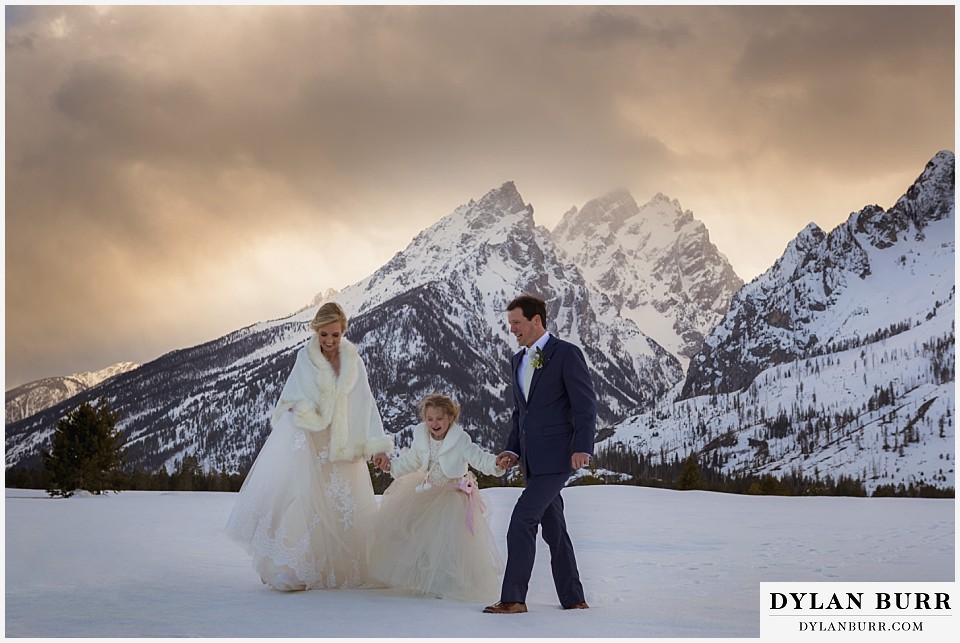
[770,592,951,611]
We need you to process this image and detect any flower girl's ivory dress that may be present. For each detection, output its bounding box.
[369,423,504,601]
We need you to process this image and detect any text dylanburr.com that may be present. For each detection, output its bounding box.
[761,582,955,639]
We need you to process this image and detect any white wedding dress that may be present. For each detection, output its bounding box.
[225,410,380,590]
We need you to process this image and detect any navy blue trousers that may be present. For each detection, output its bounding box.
[500,471,585,607]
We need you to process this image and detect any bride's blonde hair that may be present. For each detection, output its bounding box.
[310,302,348,333]
[418,394,460,424]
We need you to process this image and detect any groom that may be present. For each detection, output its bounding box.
[484,294,596,614]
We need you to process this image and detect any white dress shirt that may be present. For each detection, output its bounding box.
[517,331,551,395]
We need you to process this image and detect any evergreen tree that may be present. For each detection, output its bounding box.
[155,467,171,490]
[40,399,127,498]
[677,453,704,490]
[172,455,200,491]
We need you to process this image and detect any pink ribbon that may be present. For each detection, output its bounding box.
[457,476,485,535]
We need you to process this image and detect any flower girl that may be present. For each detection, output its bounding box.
[369,394,505,601]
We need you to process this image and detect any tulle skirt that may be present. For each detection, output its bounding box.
[225,412,379,590]
[369,471,503,602]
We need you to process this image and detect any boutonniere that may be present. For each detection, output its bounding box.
[530,346,546,370]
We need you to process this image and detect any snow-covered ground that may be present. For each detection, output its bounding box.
[4,486,955,639]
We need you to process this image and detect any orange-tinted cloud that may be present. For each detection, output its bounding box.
[5,5,954,387]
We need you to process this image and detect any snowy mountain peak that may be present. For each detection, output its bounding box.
[650,191,683,210]
[554,189,743,363]
[683,149,955,399]
[553,190,690,242]
[764,222,827,282]
[892,150,952,223]
[849,151,954,252]
[461,182,533,233]
[346,182,539,316]
[70,362,141,389]
[798,221,826,239]
[308,288,339,308]
[908,149,955,208]
[5,361,141,425]
[475,180,529,215]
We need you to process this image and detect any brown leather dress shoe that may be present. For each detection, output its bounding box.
[483,601,528,614]
[563,601,589,609]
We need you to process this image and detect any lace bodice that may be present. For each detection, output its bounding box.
[425,437,459,486]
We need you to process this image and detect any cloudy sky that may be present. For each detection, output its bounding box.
[5,4,955,389]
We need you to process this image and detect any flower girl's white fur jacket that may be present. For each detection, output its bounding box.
[389,422,504,480]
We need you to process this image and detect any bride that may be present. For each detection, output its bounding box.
[225,302,393,590]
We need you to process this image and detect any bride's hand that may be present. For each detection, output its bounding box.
[373,452,390,472]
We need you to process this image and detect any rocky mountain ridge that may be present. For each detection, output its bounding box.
[5,362,141,425]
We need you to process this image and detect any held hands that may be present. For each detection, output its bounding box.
[496,451,518,470]
[571,452,591,469]
[373,452,391,472]
[494,451,589,469]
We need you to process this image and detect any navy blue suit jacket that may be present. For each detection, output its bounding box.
[505,335,597,476]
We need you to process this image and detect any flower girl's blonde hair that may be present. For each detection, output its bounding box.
[418,394,460,424]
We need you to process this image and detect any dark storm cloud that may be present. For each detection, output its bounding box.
[721,5,954,170]
[5,4,954,387]
[549,6,693,48]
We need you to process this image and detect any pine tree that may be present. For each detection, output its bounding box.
[41,399,127,498]
[172,455,200,491]
[677,453,704,490]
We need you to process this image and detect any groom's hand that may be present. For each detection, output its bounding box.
[496,452,518,469]
[571,452,591,469]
